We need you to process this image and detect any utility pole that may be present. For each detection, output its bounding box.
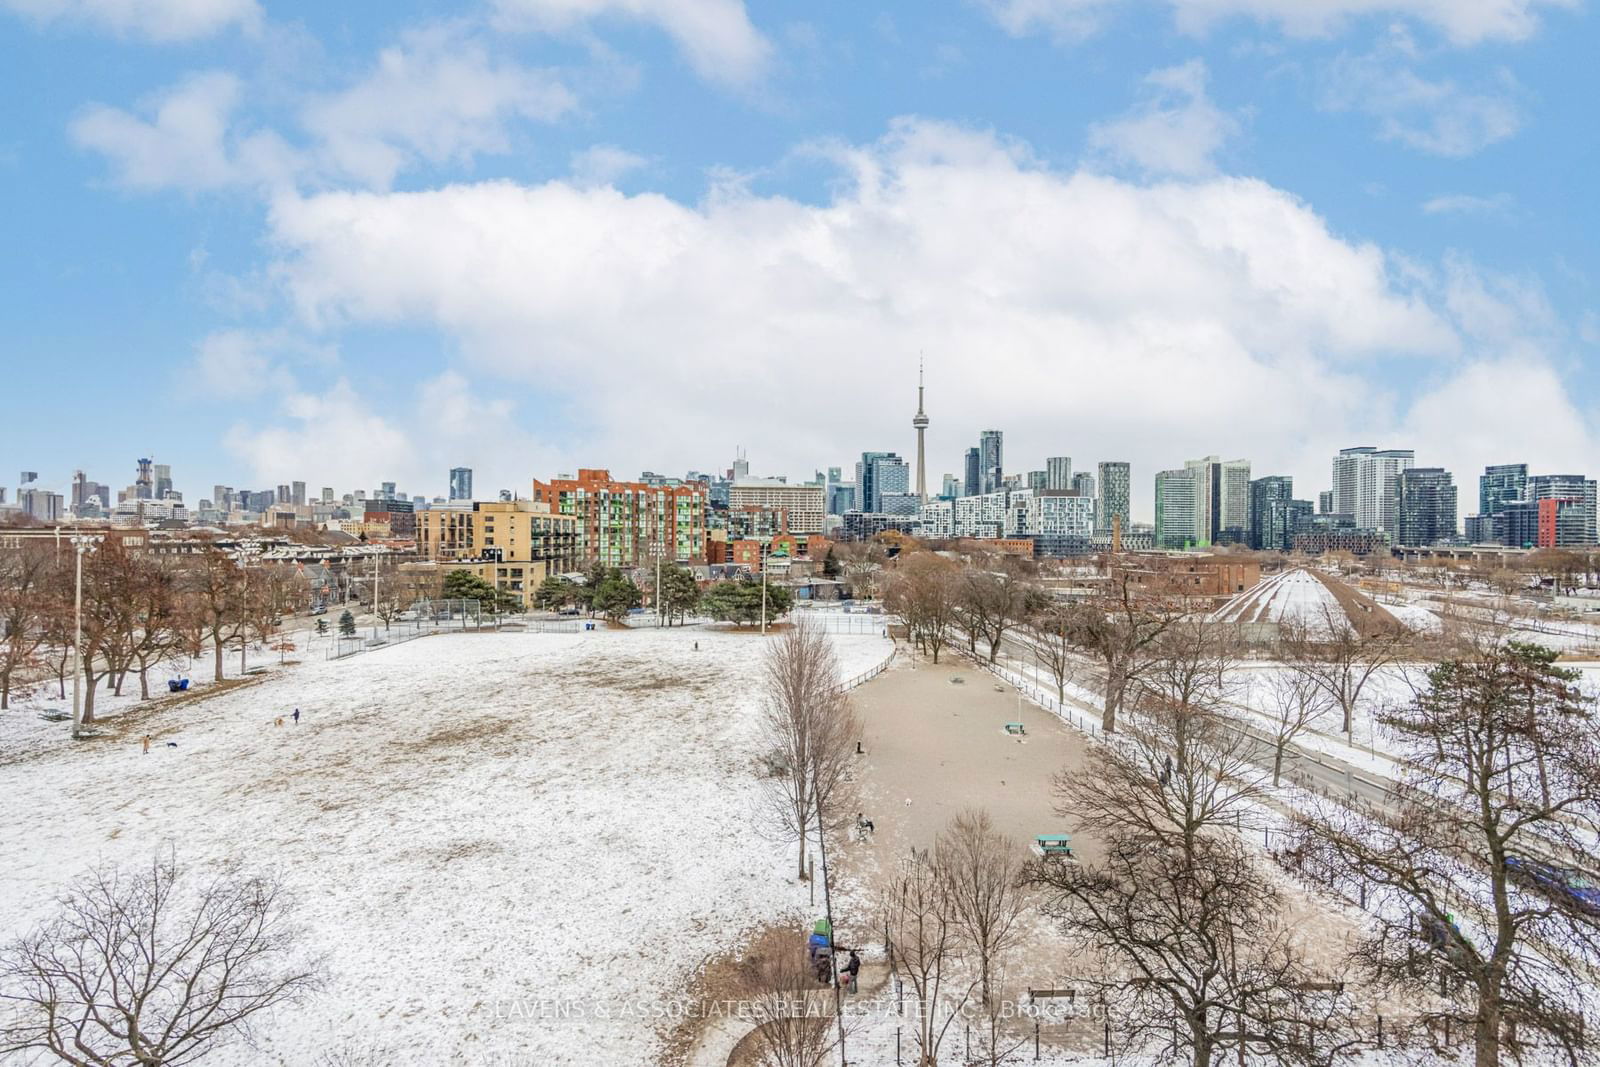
[760,553,769,636]
[69,534,102,738]
[656,547,663,628]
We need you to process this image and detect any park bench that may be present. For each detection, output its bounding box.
[244,667,267,676]
[950,676,965,685]
[1005,722,1026,736]
[1035,834,1074,859]
[38,709,71,722]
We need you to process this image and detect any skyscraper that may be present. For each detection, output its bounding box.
[941,473,960,498]
[1249,476,1294,551]
[154,464,173,497]
[964,448,981,497]
[1071,471,1095,501]
[1096,462,1131,536]
[291,480,306,506]
[1154,469,1196,549]
[978,430,1003,495]
[1331,446,1413,537]
[450,467,474,501]
[1045,457,1072,491]
[1027,470,1048,491]
[1530,474,1598,545]
[1184,456,1251,545]
[135,458,153,500]
[856,452,910,513]
[912,361,929,502]
[1480,463,1528,516]
[1397,468,1458,547]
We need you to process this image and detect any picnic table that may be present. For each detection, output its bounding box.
[1005,722,1026,736]
[1035,834,1074,859]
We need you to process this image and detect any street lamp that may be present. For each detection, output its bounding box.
[69,534,104,738]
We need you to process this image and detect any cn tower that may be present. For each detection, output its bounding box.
[913,358,929,502]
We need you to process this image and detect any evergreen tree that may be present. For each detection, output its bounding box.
[592,576,642,622]
[315,618,329,637]
[700,578,792,627]
[338,610,356,637]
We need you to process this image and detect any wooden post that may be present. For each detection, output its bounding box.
[1035,1019,1040,1060]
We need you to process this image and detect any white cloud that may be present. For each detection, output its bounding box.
[492,0,771,85]
[303,26,576,190]
[973,0,1574,45]
[70,71,298,192]
[246,118,1591,513]
[2,0,259,41]
[225,372,562,494]
[1421,192,1515,216]
[972,0,1119,41]
[1320,49,1523,156]
[189,329,335,397]
[569,143,649,187]
[1166,0,1575,46]
[1088,59,1241,177]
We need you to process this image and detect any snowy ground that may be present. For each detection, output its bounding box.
[0,627,892,1066]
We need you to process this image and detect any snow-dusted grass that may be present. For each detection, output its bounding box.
[0,627,892,1066]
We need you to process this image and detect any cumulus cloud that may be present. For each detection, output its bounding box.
[189,329,335,397]
[2,0,259,41]
[1320,49,1523,156]
[569,144,650,187]
[225,372,562,494]
[234,118,1593,513]
[1088,59,1241,177]
[304,25,576,189]
[973,0,1573,45]
[492,0,771,85]
[70,71,298,192]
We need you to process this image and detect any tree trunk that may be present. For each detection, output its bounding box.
[1473,998,1502,1067]
[138,663,150,701]
[987,636,1001,664]
[1273,745,1285,787]
[1,670,10,710]
[213,635,225,683]
[82,667,99,723]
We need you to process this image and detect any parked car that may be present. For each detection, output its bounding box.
[1507,855,1600,916]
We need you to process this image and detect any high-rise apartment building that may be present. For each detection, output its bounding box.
[449,467,473,501]
[1249,476,1294,551]
[1027,470,1048,491]
[154,464,173,497]
[1331,447,1413,537]
[1096,462,1131,536]
[1184,456,1251,546]
[978,430,1003,495]
[1530,474,1598,545]
[963,448,981,497]
[1045,457,1072,491]
[531,468,708,565]
[1154,469,1196,549]
[729,479,826,535]
[1479,464,1527,517]
[856,452,910,514]
[291,480,306,507]
[1396,468,1457,547]
[1318,490,1333,514]
[1071,471,1095,502]
[940,473,960,498]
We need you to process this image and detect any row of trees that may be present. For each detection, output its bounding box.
[534,562,796,627]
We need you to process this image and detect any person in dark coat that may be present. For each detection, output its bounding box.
[842,950,861,993]
[292,708,300,724]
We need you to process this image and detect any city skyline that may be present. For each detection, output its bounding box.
[3,3,1597,515]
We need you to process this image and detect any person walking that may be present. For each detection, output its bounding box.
[293,708,300,724]
[842,949,861,994]
[141,735,150,755]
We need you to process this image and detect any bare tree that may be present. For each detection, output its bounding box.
[1064,570,1186,732]
[1060,623,1266,862]
[964,956,1030,1067]
[0,850,320,1066]
[1264,669,1333,787]
[884,553,960,663]
[1035,834,1346,1067]
[834,542,887,602]
[1282,607,1408,737]
[181,546,252,683]
[935,809,1027,1005]
[1297,642,1600,1067]
[1023,602,1075,704]
[736,950,846,1067]
[884,848,973,1066]
[0,543,58,710]
[959,563,1034,665]
[759,620,862,881]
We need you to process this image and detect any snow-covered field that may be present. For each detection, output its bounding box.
[0,627,892,1066]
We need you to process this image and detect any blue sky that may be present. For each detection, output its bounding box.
[1,0,1596,518]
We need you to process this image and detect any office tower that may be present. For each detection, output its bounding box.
[1027,470,1048,491]
[1397,468,1458,547]
[154,464,173,497]
[449,467,473,501]
[1154,469,1196,549]
[321,487,334,504]
[912,362,929,502]
[963,448,981,497]
[20,471,37,486]
[1480,463,1528,516]
[1331,446,1413,537]
[19,489,63,522]
[1318,490,1333,515]
[856,452,910,513]
[135,459,153,500]
[274,484,289,505]
[1530,474,1599,545]
[1182,456,1251,545]
[731,449,750,481]
[1045,457,1072,491]
[71,471,89,509]
[1249,476,1294,551]
[289,480,305,506]
[978,430,1003,495]
[1096,462,1131,536]
[1072,471,1095,500]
